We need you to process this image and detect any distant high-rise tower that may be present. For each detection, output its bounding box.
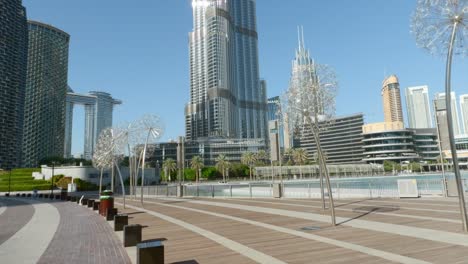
[382,75,404,123]
[405,85,433,128]
[22,21,70,167]
[0,0,28,169]
[186,0,267,141]
[65,90,122,160]
[435,92,461,137]
[460,94,468,135]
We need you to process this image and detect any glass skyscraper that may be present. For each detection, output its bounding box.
[22,21,70,167]
[0,0,28,169]
[382,75,404,123]
[186,0,267,142]
[405,85,433,128]
[435,92,461,137]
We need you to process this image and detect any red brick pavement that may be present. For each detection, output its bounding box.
[37,201,131,264]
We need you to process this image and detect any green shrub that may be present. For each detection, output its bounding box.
[73,178,98,191]
[230,163,249,178]
[184,169,196,181]
[12,168,41,174]
[201,167,221,180]
[0,184,51,192]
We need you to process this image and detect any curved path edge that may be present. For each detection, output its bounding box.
[0,201,6,216]
[0,199,60,264]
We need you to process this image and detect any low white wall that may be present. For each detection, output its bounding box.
[39,165,159,185]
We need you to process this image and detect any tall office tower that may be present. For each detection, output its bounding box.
[460,94,468,135]
[0,0,28,169]
[382,75,404,123]
[64,90,122,159]
[435,92,461,137]
[405,85,433,128]
[290,27,325,116]
[186,0,267,141]
[22,21,70,167]
[267,96,285,153]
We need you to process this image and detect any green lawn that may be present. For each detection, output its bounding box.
[0,168,51,192]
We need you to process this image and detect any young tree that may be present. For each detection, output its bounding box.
[215,154,230,182]
[163,158,177,182]
[293,148,308,179]
[283,148,295,165]
[241,152,257,181]
[190,156,204,183]
[255,150,268,166]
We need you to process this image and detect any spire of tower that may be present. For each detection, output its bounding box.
[301,26,305,50]
[297,26,302,52]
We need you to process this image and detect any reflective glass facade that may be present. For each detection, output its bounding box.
[0,0,28,169]
[294,114,365,164]
[22,21,70,167]
[186,0,267,142]
[405,85,433,129]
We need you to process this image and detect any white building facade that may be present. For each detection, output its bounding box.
[460,94,468,135]
[405,85,433,128]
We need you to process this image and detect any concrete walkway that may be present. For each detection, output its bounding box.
[0,198,131,264]
[0,199,59,263]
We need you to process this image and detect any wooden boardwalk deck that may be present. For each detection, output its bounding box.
[115,197,468,264]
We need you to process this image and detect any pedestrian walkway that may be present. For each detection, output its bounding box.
[115,196,468,264]
[0,197,131,264]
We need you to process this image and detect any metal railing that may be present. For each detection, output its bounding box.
[129,177,467,200]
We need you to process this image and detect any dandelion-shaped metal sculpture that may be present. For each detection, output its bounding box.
[93,128,114,193]
[93,127,128,208]
[284,61,338,226]
[135,114,164,204]
[412,0,468,231]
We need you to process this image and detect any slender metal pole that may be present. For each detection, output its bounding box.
[114,160,126,208]
[50,163,55,197]
[445,21,468,232]
[8,169,11,195]
[434,100,447,197]
[141,129,152,204]
[111,162,115,192]
[99,168,103,194]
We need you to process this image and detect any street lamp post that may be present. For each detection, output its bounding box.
[50,162,55,198]
[8,168,12,196]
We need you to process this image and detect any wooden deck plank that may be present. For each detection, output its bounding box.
[115,196,468,264]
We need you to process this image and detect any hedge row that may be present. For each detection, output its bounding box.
[0,184,51,192]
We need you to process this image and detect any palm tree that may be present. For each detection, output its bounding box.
[293,148,308,179]
[283,148,294,165]
[190,156,204,183]
[215,154,229,182]
[163,158,177,182]
[241,152,257,181]
[255,150,268,166]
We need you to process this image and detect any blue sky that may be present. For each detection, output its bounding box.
[23,0,467,156]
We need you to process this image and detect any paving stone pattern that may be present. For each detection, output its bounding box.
[0,199,34,244]
[37,201,131,264]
